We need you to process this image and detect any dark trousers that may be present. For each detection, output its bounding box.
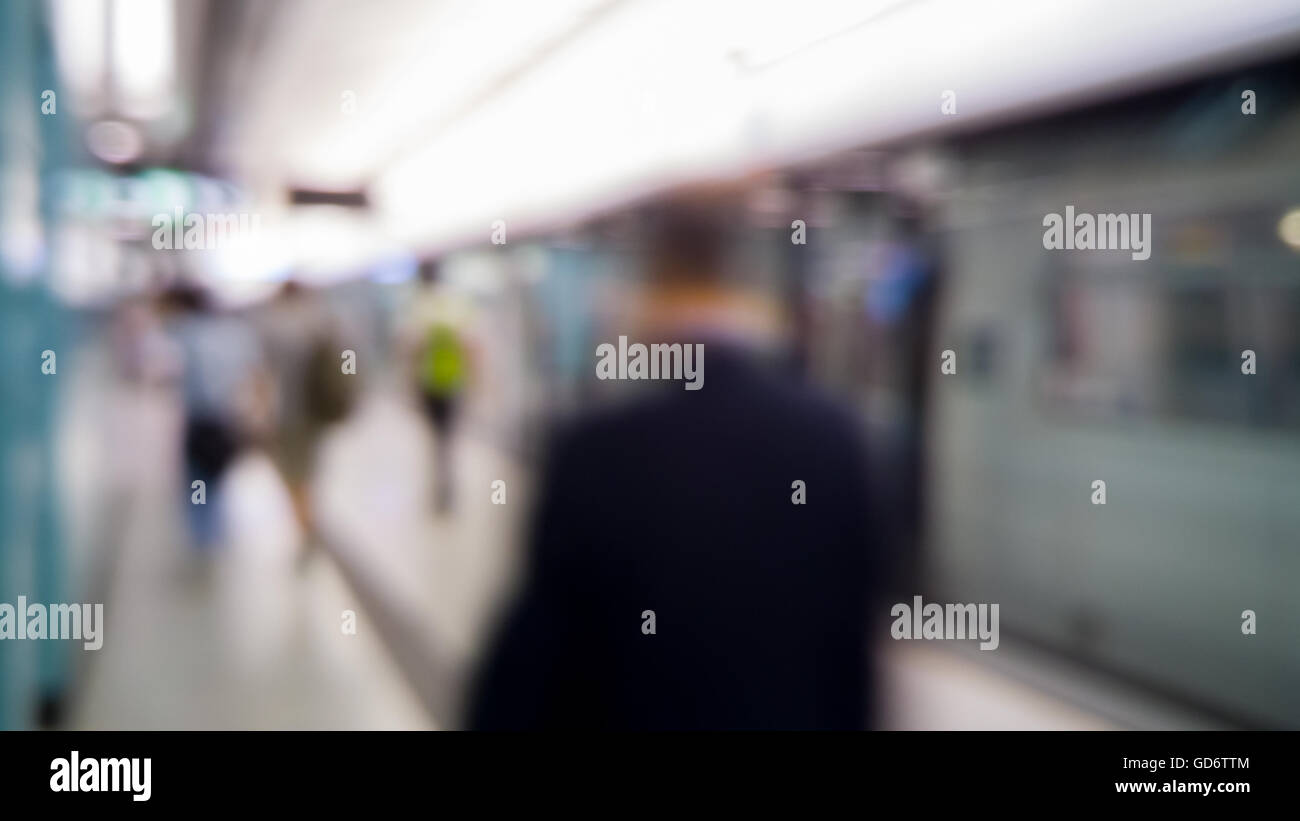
[421,394,459,512]
[182,416,238,547]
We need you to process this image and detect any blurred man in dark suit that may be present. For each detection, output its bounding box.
[468,193,877,730]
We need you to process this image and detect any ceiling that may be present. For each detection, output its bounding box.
[50,0,1300,268]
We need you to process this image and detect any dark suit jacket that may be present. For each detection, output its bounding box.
[468,344,876,730]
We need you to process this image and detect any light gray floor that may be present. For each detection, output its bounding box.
[67,382,436,729]
[62,368,1195,730]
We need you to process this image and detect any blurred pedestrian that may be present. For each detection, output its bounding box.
[256,279,357,559]
[402,261,473,515]
[468,193,879,729]
[160,283,263,550]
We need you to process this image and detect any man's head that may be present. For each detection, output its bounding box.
[276,278,306,301]
[640,187,740,289]
[635,184,784,345]
[418,259,442,286]
[160,281,212,315]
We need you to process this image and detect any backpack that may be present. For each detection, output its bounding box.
[305,333,357,423]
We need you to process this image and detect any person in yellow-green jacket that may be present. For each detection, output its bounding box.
[407,261,472,514]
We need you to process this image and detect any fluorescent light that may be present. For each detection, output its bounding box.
[1278,208,1300,251]
[51,0,107,114]
[112,0,175,118]
[249,0,612,191]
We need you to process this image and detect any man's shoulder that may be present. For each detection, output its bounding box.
[545,374,865,468]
